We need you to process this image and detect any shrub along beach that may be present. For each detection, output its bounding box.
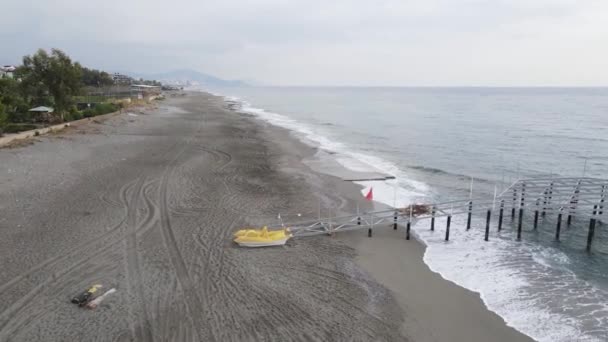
[0,48,161,136]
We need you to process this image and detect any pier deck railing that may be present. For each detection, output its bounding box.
[264,176,607,252]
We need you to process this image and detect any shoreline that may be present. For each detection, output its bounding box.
[221,92,535,342]
[0,91,532,341]
[215,88,608,342]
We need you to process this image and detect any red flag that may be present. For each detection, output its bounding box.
[365,187,373,201]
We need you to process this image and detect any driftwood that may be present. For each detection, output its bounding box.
[398,204,430,217]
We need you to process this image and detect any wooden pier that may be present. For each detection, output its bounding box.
[267,176,607,252]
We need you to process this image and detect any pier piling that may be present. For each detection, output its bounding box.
[445,215,451,241]
[556,211,562,241]
[542,189,548,216]
[498,200,504,231]
[393,211,398,230]
[406,221,411,240]
[466,201,472,230]
[600,186,605,216]
[512,188,517,220]
[485,209,491,241]
[586,218,596,252]
[517,208,523,240]
[430,207,435,231]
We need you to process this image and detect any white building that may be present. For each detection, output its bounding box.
[1,65,16,78]
[112,73,132,84]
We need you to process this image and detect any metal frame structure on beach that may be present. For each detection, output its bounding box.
[267,176,608,252]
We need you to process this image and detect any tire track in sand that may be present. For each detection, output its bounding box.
[0,178,161,340]
[157,141,214,342]
[124,177,154,342]
[0,180,135,296]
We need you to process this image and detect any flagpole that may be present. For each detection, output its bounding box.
[318,200,321,221]
[493,185,497,211]
[393,182,397,208]
[470,177,474,199]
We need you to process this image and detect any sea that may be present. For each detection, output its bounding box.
[203,86,608,341]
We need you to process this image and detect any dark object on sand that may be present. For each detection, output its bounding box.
[399,204,430,217]
[71,284,103,306]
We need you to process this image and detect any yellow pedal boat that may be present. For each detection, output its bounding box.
[234,226,291,247]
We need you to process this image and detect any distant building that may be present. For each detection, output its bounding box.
[112,73,132,85]
[1,65,16,78]
[130,84,161,100]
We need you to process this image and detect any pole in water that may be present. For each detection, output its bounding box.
[517,208,523,240]
[518,205,524,228]
[445,215,451,241]
[328,208,333,235]
[406,221,411,240]
[318,200,321,221]
[492,185,497,211]
[409,204,413,225]
[583,158,588,177]
[512,188,517,220]
[600,186,605,216]
[484,209,491,241]
[469,177,474,199]
[498,200,504,231]
[392,181,397,208]
[555,211,563,241]
[586,218,596,252]
[567,214,572,226]
[430,207,435,231]
[466,201,472,230]
[393,211,398,230]
[542,189,547,216]
[533,199,539,229]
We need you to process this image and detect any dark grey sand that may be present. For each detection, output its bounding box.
[0,92,532,341]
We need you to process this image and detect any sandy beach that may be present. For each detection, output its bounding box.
[0,92,533,341]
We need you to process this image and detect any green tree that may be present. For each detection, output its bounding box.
[0,77,29,122]
[82,67,114,87]
[19,49,83,120]
[0,102,8,136]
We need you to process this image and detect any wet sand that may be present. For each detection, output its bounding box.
[0,92,532,341]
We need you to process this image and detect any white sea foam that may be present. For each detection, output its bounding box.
[235,98,429,207]
[216,92,607,342]
[412,215,605,342]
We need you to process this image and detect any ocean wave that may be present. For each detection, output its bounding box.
[226,95,430,207]
[213,90,607,342]
[414,217,607,342]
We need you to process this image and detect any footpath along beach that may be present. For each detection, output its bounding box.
[0,92,533,341]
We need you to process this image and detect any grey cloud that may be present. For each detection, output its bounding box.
[0,0,606,85]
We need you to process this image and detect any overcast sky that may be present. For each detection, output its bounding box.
[1,0,607,86]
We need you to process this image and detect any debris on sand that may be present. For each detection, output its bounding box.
[71,284,103,306]
[399,204,430,216]
[86,288,117,309]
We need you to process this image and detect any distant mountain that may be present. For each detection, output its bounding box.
[131,69,247,87]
